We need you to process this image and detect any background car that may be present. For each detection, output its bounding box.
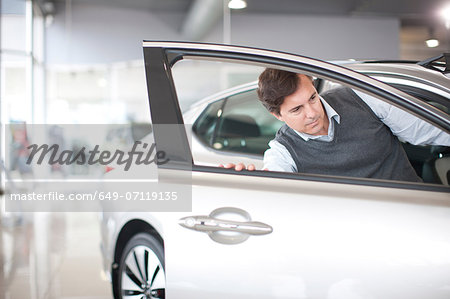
[101,42,450,299]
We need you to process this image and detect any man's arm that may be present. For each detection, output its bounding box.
[353,90,450,146]
[263,140,297,172]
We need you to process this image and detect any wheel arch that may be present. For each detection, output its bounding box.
[114,219,164,265]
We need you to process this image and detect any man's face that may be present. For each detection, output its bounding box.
[272,74,329,136]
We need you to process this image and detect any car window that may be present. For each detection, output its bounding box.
[213,89,283,155]
[191,76,449,185]
[193,89,283,156]
[388,84,449,113]
[338,84,450,185]
[318,79,450,185]
[160,48,449,188]
[193,99,224,147]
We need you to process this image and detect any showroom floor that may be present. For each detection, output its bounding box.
[0,208,112,299]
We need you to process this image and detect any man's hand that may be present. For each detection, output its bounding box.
[219,163,268,171]
[219,163,256,171]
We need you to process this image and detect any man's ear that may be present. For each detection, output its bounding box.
[271,111,283,121]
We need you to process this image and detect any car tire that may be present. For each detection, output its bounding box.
[117,233,165,299]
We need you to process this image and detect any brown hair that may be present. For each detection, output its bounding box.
[257,68,312,115]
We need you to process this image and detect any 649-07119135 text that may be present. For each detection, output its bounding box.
[100,191,178,201]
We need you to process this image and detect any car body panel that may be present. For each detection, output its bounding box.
[102,168,450,298]
[165,170,449,298]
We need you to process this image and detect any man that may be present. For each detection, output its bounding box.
[223,68,450,182]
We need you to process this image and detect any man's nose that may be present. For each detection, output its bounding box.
[304,104,316,118]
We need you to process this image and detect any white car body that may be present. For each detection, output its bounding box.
[101,42,450,299]
[102,170,450,298]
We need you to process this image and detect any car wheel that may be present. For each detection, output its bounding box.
[118,233,165,299]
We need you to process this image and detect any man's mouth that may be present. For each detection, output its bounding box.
[307,119,319,127]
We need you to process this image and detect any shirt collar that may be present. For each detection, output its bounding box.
[293,96,340,141]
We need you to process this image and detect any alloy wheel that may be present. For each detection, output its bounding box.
[121,244,165,299]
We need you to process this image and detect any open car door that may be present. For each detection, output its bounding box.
[142,42,450,299]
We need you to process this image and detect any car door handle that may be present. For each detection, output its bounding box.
[179,215,272,235]
[179,207,273,244]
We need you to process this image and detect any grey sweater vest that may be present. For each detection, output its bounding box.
[275,87,421,182]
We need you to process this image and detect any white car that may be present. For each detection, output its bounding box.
[100,42,450,299]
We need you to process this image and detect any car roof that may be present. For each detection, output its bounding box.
[345,62,450,88]
[185,81,258,112]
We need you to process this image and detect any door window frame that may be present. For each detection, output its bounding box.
[143,42,450,193]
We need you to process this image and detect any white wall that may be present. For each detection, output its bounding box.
[46,3,400,65]
[206,14,400,60]
[46,2,184,64]
[1,15,26,51]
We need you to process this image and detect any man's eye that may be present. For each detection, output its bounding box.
[310,96,317,102]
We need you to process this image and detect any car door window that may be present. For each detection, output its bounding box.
[192,76,449,185]
[192,99,224,147]
[309,78,450,185]
[155,45,449,189]
[212,90,283,155]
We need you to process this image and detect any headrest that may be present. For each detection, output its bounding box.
[220,114,261,138]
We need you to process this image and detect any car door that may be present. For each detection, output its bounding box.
[143,42,450,299]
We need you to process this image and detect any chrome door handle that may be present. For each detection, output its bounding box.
[179,215,272,235]
[179,207,273,244]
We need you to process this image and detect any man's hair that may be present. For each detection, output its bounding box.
[257,68,312,115]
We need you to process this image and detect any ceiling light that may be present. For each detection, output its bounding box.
[425,38,440,48]
[425,27,439,48]
[228,0,247,10]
